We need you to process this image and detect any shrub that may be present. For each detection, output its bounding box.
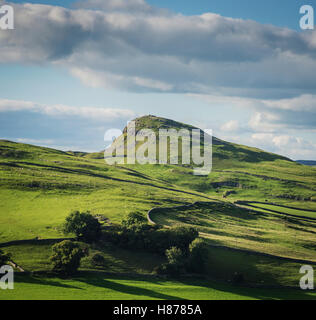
[168,226,199,255]
[166,247,185,266]
[122,212,147,228]
[187,238,208,273]
[50,240,88,275]
[155,247,186,277]
[91,253,106,267]
[102,222,198,256]
[63,211,102,243]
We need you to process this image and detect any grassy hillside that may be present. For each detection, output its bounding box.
[1,115,316,300]
[149,201,316,261]
[103,116,316,205]
[0,139,211,242]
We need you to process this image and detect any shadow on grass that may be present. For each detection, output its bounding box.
[74,274,182,300]
[13,272,316,300]
[76,272,316,300]
[176,277,316,300]
[14,274,82,290]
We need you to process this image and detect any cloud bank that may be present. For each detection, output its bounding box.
[0,99,135,122]
[0,2,315,99]
[1,0,315,159]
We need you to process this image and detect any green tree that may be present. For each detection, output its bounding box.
[50,240,87,275]
[122,212,147,228]
[166,246,185,266]
[187,238,208,273]
[63,211,101,243]
[169,226,199,254]
[155,247,185,277]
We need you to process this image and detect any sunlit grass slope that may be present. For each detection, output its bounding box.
[0,139,210,242]
[150,202,316,262]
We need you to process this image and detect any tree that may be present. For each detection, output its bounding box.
[155,247,185,276]
[63,211,101,243]
[91,253,106,267]
[0,249,9,265]
[187,238,208,273]
[50,240,87,275]
[169,226,199,254]
[122,212,147,228]
[166,247,185,266]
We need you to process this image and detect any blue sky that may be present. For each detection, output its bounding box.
[1,0,316,158]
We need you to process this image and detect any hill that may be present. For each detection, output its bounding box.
[102,115,316,205]
[0,115,316,297]
[0,138,212,242]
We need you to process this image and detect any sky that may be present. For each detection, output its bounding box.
[0,0,316,159]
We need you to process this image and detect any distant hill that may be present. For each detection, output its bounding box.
[99,115,316,201]
[0,115,315,205]
[296,160,316,166]
[91,115,291,164]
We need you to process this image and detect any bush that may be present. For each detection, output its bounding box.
[154,247,186,277]
[63,211,102,243]
[0,249,10,265]
[187,238,208,273]
[122,212,147,228]
[168,226,199,255]
[166,247,185,266]
[91,253,106,267]
[102,221,198,256]
[50,240,88,275]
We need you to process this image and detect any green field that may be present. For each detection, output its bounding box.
[0,273,315,300]
[150,202,316,262]
[1,116,316,300]
[239,202,316,219]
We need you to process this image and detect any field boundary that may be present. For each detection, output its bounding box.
[236,201,316,213]
[235,201,316,221]
[0,237,74,248]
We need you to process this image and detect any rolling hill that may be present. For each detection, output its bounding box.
[0,115,316,299]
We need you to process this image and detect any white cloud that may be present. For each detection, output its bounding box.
[15,138,55,145]
[221,120,239,132]
[0,99,136,122]
[250,133,316,160]
[191,93,316,131]
[1,2,316,99]
[70,67,173,91]
[248,112,280,132]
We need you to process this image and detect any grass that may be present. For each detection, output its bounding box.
[241,202,316,219]
[205,246,316,287]
[0,273,315,300]
[150,202,316,262]
[3,242,165,274]
[2,237,314,288]
[1,115,316,300]
[0,140,212,242]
